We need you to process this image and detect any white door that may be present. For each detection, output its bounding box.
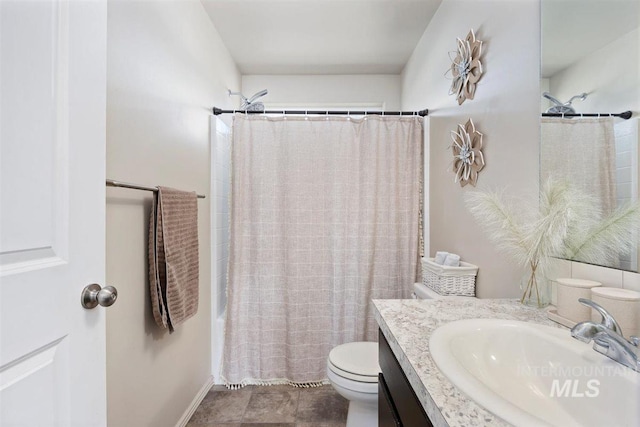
[0,1,108,426]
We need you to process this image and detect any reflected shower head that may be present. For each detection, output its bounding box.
[542,91,588,114]
[228,89,269,112]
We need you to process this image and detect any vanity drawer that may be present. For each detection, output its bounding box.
[379,329,433,426]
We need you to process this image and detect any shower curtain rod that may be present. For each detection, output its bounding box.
[212,107,429,117]
[541,110,632,120]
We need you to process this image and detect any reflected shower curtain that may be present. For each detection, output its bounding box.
[541,117,617,215]
[541,117,618,266]
[221,114,422,386]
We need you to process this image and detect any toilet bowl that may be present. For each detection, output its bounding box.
[327,341,379,427]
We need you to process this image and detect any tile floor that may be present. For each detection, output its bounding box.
[186,384,349,427]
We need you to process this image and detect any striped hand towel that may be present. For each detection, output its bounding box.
[149,186,199,332]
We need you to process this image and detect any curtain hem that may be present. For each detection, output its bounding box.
[222,377,330,390]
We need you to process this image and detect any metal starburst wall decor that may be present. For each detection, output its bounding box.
[448,29,483,105]
[451,119,485,187]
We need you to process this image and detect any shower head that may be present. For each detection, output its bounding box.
[568,92,588,103]
[247,89,268,103]
[542,92,563,106]
[228,89,269,112]
[542,91,588,114]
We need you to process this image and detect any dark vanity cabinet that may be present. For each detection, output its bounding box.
[378,329,433,427]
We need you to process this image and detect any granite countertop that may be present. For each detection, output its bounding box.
[373,298,564,427]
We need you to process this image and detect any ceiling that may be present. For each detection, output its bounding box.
[542,0,639,77]
[201,0,442,75]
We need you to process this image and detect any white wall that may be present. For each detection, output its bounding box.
[548,28,639,114]
[105,1,240,426]
[402,0,541,298]
[242,74,401,110]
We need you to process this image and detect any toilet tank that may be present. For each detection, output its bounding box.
[412,282,474,300]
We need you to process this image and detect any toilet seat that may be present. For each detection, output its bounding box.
[328,359,378,383]
[328,342,380,384]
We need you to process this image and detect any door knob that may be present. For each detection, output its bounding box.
[81,284,118,309]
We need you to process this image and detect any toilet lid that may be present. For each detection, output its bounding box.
[328,342,380,380]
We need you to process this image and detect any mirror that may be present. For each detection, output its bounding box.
[541,0,640,271]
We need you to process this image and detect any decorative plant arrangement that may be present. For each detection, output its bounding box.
[450,118,485,187]
[448,29,484,105]
[466,179,640,308]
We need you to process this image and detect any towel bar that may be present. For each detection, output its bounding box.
[106,179,206,199]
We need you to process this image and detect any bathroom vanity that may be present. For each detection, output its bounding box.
[374,299,560,427]
[378,329,431,426]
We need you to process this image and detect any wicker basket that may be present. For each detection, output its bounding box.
[422,257,478,296]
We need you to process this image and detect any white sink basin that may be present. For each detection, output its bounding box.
[429,319,640,427]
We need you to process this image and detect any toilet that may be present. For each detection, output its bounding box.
[327,283,468,427]
[327,341,379,427]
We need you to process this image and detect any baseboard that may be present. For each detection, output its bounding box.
[175,375,214,427]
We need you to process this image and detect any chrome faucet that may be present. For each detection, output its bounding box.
[570,298,640,373]
[571,298,640,372]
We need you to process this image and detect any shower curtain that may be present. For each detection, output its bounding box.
[221,114,422,387]
[541,117,617,215]
[541,117,618,266]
